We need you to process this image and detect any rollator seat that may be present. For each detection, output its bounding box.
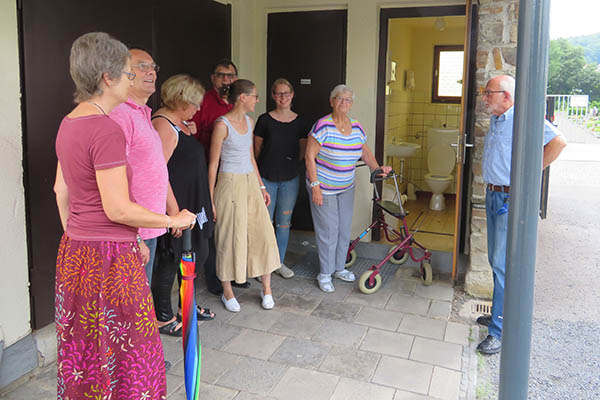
[375,200,407,218]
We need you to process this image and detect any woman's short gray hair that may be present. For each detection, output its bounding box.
[70,32,130,103]
[330,84,355,100]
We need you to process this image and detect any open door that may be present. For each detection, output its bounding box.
[450,0,478,282]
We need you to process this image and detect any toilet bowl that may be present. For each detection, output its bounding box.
[424,144,455,211]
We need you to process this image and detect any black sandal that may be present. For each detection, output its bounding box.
[177,306,215,322]
[158,320,182,337]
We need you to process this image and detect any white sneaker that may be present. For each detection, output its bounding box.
[333,269,356,282]
[221,294,240,313]
[260,291,275,310]
[275,263,295,279]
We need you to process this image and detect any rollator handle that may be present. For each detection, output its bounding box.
[370,168,394,183]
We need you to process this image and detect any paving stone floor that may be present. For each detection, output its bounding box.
[1,262,477,400]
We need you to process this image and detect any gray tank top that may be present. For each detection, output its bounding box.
[217,115,254,174]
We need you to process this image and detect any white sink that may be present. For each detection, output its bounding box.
[386,142,421,158]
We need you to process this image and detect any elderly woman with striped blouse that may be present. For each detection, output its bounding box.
[305,84,391,293]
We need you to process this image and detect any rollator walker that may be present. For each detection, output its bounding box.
[346,168,433,294]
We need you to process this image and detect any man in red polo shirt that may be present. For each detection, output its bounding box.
[191,59,238,159]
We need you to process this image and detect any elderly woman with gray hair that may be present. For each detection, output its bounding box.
[53,32,196,398]
[305,84,391,293]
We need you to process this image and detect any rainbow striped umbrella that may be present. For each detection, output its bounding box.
[180,229,201,399]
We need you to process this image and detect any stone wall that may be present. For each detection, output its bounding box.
[465,0,519,298]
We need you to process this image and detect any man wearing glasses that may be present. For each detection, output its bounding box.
[190,59,251,292]
[110,49,178,286]
[191,59,238,159]
[476,75,566,354]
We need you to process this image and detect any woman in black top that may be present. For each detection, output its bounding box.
[151,74,216,336]
[253,78,310,278]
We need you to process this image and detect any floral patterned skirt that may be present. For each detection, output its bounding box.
[55,234,167,399]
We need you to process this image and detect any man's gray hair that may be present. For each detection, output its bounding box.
[330,84,355,100]
[70,32,130,103]
[498,75,515,102]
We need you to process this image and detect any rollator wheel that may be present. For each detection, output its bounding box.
[420,262,433,286]
[388,246,409,265]
[358,270,382,294]
[345,249,357,268]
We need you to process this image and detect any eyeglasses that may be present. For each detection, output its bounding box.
[274,91,292,98]
[132,63,160,73]
[245,93,259,100]
[122,71,136,81]
[335,96,354,104]
[189,102,201,110]
[214,72,237,79]
[479,88,505,96]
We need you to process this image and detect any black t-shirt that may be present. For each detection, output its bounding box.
[254,112,311,182]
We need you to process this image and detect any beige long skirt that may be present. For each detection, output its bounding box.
[214,171,280,283]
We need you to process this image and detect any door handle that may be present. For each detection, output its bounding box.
[451,137,473,164]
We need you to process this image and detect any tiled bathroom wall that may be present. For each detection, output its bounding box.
[385,89,461,193]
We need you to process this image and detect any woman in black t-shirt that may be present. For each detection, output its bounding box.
[253,78,310,279]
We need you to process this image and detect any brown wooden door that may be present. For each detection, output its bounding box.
[267,10,347,230]
[19,0,231,328]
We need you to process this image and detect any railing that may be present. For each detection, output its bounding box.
[547,94,599,134]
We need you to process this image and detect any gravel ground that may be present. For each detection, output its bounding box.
[477,319,600,399]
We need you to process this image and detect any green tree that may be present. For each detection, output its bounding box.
[548,39,600,102]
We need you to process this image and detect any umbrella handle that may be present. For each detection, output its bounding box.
[182,228,192,253]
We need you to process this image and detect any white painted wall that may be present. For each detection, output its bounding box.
[0,1,32,346]
[230,0,463,238]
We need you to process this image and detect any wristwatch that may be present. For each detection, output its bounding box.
[310,181,320,187]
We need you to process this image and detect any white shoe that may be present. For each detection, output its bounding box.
[275,263,295,279]
[333,269,356,282]
[317,278,335,293]
[260,291,275,310]
[221,294,240,313]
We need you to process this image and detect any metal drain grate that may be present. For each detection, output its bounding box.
[471,300,492,316]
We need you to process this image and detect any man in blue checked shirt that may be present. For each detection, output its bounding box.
[476,75,567,354]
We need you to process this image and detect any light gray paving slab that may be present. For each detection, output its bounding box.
[360,328,414,358]
[427,300,452,319]
[269,337,331,368]
[354,307,403,331]
[311,319,368,348]
[386,293,431,316]
[330,377,396,400]
[394,390,437,399]
[169,382,238,400]
[318,345,380,381]
[161,334,184,365]
[198,319,243,350]
[168,347,240,384]
[307,281,354,302]
[444,322,471,346]
[409,337,463,371]
[397,314,447,340]
[227,306,283,331]
[233,392,277,400]
[372,356,433,394]
[386,278,418,295]
[311,299,361,322]
[270,366,339,400]
[274,293,322,315]
[270,276,316,296]
[1,364,56,400]
[166,372,184,397]
[415,283,454,302]
[268,312,324,339]
[216,357,286,395]
[345,287,393,309]
[223,329,285,360]
[429,366,461,400]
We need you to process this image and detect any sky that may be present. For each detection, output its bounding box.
[550,0,600,39]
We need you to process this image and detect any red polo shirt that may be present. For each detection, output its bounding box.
[191,88,233,159]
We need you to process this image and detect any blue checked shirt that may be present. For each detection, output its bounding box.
[482,106,559,186]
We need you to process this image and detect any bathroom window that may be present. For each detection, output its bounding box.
[432,45,464,104]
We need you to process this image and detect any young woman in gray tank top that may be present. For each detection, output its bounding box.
[208,79,280,313]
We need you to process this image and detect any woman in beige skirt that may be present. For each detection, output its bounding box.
[208,79,280,312]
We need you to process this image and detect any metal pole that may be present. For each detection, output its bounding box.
[498,0,551,399]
